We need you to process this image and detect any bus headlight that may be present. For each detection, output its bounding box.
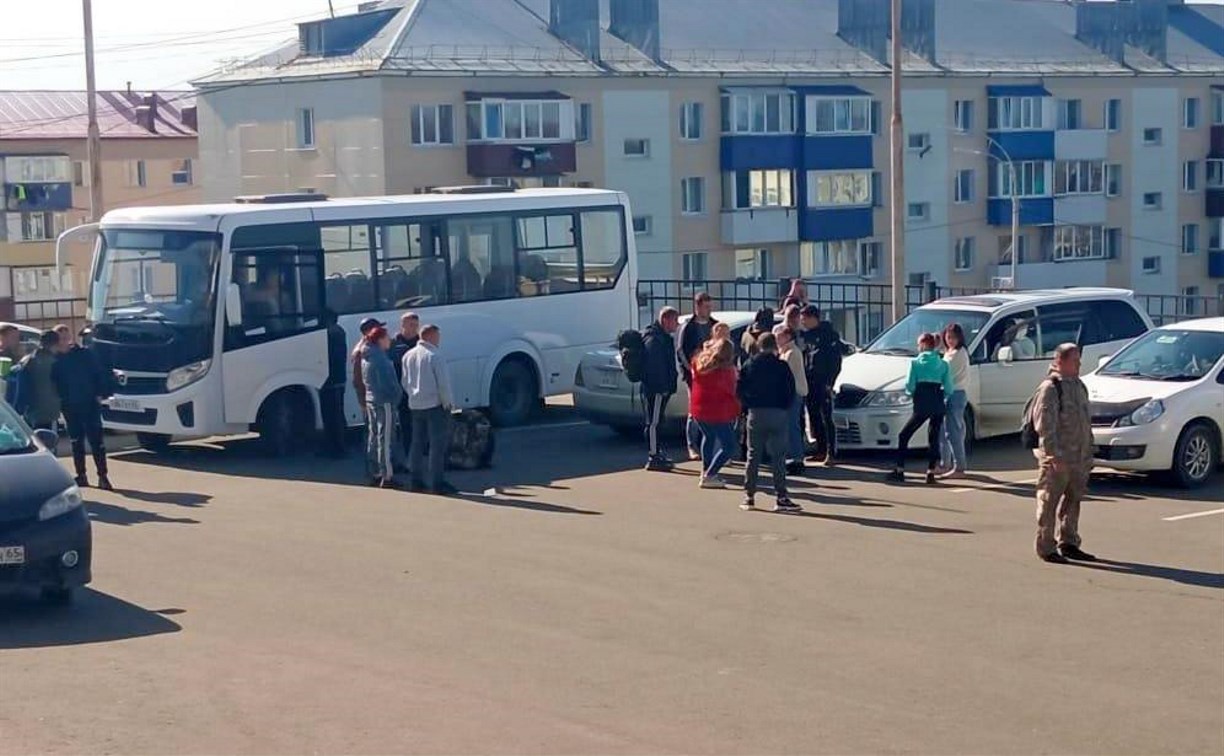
[166,359,211,392]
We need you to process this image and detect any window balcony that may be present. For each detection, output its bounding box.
[4,181,72,213]
[720,207,798,245]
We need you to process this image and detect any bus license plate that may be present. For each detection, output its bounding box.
[110,398,143,413]
[0,546,25,565]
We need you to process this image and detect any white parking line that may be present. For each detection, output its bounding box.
[1162,507,1224,522]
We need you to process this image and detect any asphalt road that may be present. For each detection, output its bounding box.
[2,407,1222,755]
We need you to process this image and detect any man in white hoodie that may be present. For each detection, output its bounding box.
[402,324,457,495]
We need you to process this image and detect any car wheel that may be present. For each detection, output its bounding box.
[40,586,73,605]
[488,358,538,427]
[1171,421,1218,488]
[257,390,308,458]
[136,432,172,453]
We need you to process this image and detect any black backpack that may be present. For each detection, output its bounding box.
[616,329,646,383]
[1020,378,1062,450]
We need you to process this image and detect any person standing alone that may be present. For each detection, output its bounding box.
[51,327,113,490]
[402,324,457,495]
[641,307,680,471]
[737,333,800,513]
[361,326,403,489]
[676,292,717,461]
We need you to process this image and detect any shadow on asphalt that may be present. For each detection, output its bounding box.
[108,488,211,507]
[85,499,201,527]
[455,491,601,516]
[788,509,974,534]
[0,589,182,649]
[1068,559,1224,590]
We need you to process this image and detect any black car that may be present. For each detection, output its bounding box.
[0,399,92,603]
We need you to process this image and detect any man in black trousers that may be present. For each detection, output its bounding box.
[319,309,349,457]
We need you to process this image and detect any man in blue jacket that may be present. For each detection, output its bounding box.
[641,307,680,471]
[361,326,403,489]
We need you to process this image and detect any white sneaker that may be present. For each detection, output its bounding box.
[699,476,727,489]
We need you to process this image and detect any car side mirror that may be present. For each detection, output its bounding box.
[997,346,1014,364]
[33,428,58,451]
[225,282,243,327]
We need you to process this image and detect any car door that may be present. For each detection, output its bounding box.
[1083,299,1150,368]
[971,308,1041,436]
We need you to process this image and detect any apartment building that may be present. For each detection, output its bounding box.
[195,0,1224,306]
[0,90,200,323]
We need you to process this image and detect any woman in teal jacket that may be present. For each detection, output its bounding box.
[887,332,954,484]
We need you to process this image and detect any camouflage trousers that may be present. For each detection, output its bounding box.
[1035,458,1089,557]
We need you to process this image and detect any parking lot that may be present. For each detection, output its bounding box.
[2,403,1222,755]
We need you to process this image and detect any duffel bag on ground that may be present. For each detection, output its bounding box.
[447,409,495,470]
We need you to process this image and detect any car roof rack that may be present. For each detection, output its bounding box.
[234,192,329,204]
[427,185,516,195]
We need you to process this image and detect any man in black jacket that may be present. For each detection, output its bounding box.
[51,327,113,490]
[641,307,680,471]
[737,333,800,513]
[675,292,718,460]
[800,305,843,464]
[388,311,420,460]
[319,309,349,458]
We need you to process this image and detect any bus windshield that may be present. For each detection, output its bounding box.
[91,229,221,326]
[866,309,990,356]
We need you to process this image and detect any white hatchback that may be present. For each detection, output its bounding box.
[1083,317,1224,487]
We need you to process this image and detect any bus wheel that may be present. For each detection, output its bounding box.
[257,390,309,457]
[488,358,538,427]
[136,432,172,453]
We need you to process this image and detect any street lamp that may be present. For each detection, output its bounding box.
[953,135,1019,291]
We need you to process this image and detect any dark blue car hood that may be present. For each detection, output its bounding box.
[0,448,74,521]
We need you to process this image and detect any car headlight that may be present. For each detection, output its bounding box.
[863,390,912,408]
[1118,398,1164,427]
[39,485,83,521]
[166,359,211,392]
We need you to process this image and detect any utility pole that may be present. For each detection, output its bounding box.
[83,0,104,222]
[888,0,905,323]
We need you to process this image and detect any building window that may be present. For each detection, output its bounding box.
[575,103,591,142]
[1142,127,1162,145]
[907,132,930,152]
[1183,97,1200,129]
[988,96,1044,130]
[465,99,574,141]
[682,251,707,282]
[1183,161,1199,193]
[71,161,87,188]
[6,212,66,243]
[723,169,795,210]
[720,90,795,135]
[623,138,650,157]
[632,215,652,235]
[1105,228,1121,259]
[954,169,975,203]
[954,237,975,271]
[1141,256,1161,274]
[800,240,878,277]
[1182,287,1201,316]
[1105,163,1122,197]
[1211,218,1224,250]
[171,159,193,186]
[907,202,930,222]
[679,102,703,140]
[1214,91,1224,125]
[1207,159,1224,189]
[126,160,147,188]
[1182,224,1200,255]
[954,100,974,132]
[1053,225,1108,261]
[1105,99,1121,131]
[681,177,705,215]
[995,160,1050,198]
[735,248,770,280]
[807,170,871,208]
[807,96,872,135]
[871,171,884,208]
[1057,99,1082,130]
[1142,192,1162,210]
[1054,160,1104,195]
[296,108,315,149]
[410,104,454,145]
[1000,234,1029,264]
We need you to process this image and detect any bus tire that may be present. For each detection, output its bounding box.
[488,357,538,427]
[136,432,172,453]
[257,388,311,458]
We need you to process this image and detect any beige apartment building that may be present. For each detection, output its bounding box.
[0,90,200,325]
[196,0,1224,312]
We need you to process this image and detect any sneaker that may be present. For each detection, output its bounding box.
[699,476,727,489]
[773,498,803,514]
[885,468,905,483]
[1040,552,1069,564]
[97,475,114,492]
[1058,545,1097,562]
[739,496,755,511]
[925,471,938,485]
[644,456,674,472]
[378,479,403,490]
[74,475,89,489]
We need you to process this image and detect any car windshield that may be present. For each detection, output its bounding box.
[90,229,221,327]
[1099,329,1224,381]
[0,401,34,455]
[866,309,990,356]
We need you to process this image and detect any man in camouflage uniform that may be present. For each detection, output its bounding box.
[1032,342,1097,564]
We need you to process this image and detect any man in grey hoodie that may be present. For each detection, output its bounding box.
[361,326,403,489]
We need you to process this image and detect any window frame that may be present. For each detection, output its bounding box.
[1104,99,1121,132]
[680,177,706,215]
[954,169,975,204]
[1057,98,1082,130]
[988,96,1045,131]
[1182,223,1199,256]
[1052,224,1107,262]
[954,237,975,271]
[171,159,193,187]
[410,104,455,146]
[954,99,974,133]
[296,108,316,150]
[679,102,703,141]
[807,95,872,136]
[907,202,930,222]
[465,99,573,142]
[720,90,796,135]
[724,169,796,210]
[1206,159,1224,190]
[1141,255,1162,275]
[1183,97,1200,130]
[807,169,871,209]
[1054,159,1104,196]
[1142,127,1162,146]
[623,138,651,158]
[681,251,708,283]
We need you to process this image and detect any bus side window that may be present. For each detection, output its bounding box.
[447,215,515,302]
[321,224,374,314]
[580,209,626,291]
[515,213,578,296]
[374,221,449,309]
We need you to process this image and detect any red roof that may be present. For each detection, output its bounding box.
[0,90,197,140]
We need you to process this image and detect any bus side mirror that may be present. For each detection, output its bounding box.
[997,346,1014,364]
[225,283,243,327]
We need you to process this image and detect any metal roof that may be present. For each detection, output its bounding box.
[0,90,196,141]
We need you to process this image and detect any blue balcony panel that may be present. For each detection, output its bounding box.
[988,130,1055,162]
[4,181,72,213]
[1208,251,1224,278]
[988,197,1054,226]
[800,207,873,242]
[720,135,799,171]
[986,84,1051,97]
[801,135,873,171]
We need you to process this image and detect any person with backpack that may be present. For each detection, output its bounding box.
[676,292,718,461]
[886,333,954,485]
[689,337,739,489]
[1028,343,1096,564]
[641,307,680,471]
[800,305,843,465]
[737,332,800,513]
[51,327,114,490]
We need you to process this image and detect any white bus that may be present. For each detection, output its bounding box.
[77,187,636,454]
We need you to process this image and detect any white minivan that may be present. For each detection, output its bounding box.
[1084,317,1224,487]
[832,288,1152,450]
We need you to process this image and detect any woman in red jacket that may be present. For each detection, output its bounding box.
[690,338,741,489]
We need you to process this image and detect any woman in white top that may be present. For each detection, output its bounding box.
[773,325,809,474]
[940,323,971,478]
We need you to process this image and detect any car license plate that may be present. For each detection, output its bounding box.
[109,397,142,413]
[834,414,850,430]
[598,371,619,389]
[0,545,25,565]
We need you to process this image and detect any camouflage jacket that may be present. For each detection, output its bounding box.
[1033,370,1093,464]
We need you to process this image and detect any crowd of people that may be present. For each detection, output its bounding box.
[2,323,114,491]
